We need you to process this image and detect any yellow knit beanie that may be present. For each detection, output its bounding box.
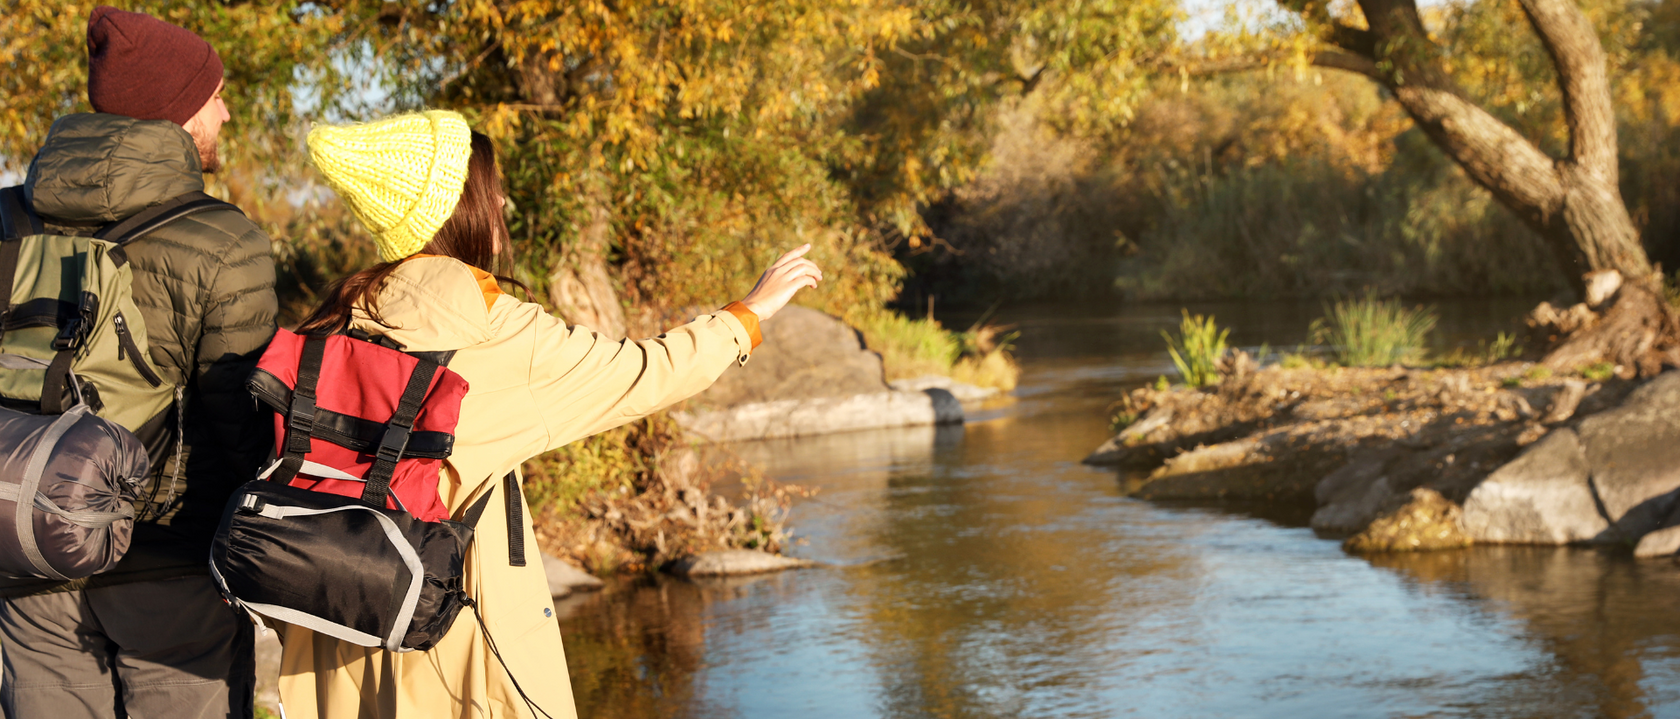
[306,110,474,262]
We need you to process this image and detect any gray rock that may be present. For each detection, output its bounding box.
[1635,524,1680,558]
[1311,451,1401,533]
[693,306,890,408]
[1455,373,1680,547]
[1460,428,1608,544]
[676,307,965,441]
[667,550,817,577]
[542,552,603,598]
[1574,372,1680,541]
[675,389,961,442]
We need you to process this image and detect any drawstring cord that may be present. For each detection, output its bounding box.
[466,597,556,719]
[133,385,185,522]
[161,385,185,510]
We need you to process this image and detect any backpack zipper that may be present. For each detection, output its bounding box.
[113,313,164,387]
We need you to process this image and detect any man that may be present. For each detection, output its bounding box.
[0,6,277,719]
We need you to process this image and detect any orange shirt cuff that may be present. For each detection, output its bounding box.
[722,302,763,350]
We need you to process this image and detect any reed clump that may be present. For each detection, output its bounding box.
[1161,310,1230,387]
[1311,294,1438,367]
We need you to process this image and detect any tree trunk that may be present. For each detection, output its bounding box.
[547,196,628,340]
[1303,0,1655,294]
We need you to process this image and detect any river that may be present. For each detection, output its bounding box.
[556,299,1680,719]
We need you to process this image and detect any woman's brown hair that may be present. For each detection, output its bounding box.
[297,131,521,335]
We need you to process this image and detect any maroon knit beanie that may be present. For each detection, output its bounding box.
[86,6,224,126]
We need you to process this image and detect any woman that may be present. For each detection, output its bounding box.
[278,110,820,718]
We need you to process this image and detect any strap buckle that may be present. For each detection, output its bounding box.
[51,318,81,351]
[375,422,412,464]
[286,394,317,431]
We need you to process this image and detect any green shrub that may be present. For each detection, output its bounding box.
[1312,293,1438,367]
[1161,310,1230,387]
[853,310,1021,390]
[853,311,962,380]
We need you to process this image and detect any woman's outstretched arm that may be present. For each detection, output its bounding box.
[523,245,822,450]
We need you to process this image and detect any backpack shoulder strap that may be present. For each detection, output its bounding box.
[0,187,43,322]
[0,186,43,242]
[268,335,328,485]
[360,355,442,507]
[93,191,243,246]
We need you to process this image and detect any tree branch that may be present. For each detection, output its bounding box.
[1515,0,1618,176]
[1324,24,1375,56]
[1180,49,1382,82]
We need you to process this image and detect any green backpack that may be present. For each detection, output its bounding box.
[0,185,237,450]
[0,185,242,579]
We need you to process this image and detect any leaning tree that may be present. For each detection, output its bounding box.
[1261,0,1676,375]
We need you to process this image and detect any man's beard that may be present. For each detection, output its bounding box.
[196,133,222,174]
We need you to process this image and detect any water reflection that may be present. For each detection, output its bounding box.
[1368,548,1680,719]
[558,299,1680,719]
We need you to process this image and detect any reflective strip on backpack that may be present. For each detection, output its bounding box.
[13,405,89,580]
[256,458,411,514]
[0,354,49,370]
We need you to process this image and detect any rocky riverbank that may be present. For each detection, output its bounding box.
[1085,354,1680,555]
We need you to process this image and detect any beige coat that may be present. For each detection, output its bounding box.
[275,257,754,718]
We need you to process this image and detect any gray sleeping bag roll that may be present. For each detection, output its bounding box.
[0,404,149,580]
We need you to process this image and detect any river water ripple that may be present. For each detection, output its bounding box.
[558,299,1680,719]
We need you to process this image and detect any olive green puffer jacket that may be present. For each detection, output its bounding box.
[0,113,278,597]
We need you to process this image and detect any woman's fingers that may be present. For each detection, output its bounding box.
[776,259,821,280]
[773,265,822,290]
[770,243,812,270]
[739,245,822,320]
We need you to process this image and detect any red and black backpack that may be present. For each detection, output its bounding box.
[247,328,468,520]
[211,327,492,652]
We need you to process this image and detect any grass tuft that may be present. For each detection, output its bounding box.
[1434,332,1521,368]
[1161,310,1229,387]
[853,311,1021,390]
[1311,293,1438,367]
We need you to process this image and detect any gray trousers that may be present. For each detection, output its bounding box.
[0,576,254,719]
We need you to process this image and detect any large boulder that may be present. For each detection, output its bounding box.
[674,307,963,441]
[1460,428,1605,543]
[1462,372,1680,545]
[693,306,890,407]
[1574,373,1680,538]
